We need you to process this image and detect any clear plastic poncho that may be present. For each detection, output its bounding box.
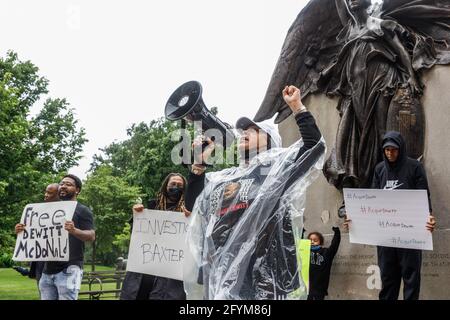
[183,138,326,300]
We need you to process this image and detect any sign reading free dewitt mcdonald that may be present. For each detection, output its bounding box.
[343,189,433,251]
[13,201,77,261]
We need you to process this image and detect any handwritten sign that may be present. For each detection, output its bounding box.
[13,201,77,261]
[127,209,191,281]
[343,188,432,250]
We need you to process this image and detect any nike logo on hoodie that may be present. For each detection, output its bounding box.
[384,180,404,190]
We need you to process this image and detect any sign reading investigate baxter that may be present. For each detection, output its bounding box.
[343,189,433,250]
[13,201,77,261]
[127,209,191,281]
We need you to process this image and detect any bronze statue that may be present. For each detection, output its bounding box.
[254,0,450,189]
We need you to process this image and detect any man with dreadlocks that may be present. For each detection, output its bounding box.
[120,173,190,300]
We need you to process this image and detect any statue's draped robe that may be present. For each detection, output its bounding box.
[322,20,410,187]
[255,0,450,189]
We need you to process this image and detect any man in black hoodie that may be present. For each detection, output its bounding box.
[347,131,436,300]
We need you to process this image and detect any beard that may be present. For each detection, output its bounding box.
[59,191,75,201]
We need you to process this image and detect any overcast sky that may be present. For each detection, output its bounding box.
[1,0,311,179]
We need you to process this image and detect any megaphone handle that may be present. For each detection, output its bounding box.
[202,140,210,149]
[179,119,189,168]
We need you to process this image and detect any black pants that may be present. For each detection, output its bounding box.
[377,246,422,300]
[307,294,325,300]
[137,274,186,300]
[121,272,186,300]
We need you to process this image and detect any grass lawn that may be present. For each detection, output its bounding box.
[0,265,118,300]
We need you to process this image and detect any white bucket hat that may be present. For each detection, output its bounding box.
[235,117,282,148]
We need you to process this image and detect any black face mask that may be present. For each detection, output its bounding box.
[167,187,183,201]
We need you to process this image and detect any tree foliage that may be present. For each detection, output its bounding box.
[91,118,191,202]
[0,51,87,265]
[86,108,237,265]
[91,107,236,202]
[78,165,142,265]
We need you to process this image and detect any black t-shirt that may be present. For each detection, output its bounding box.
[206,168,267,249]
[43,202,95,274]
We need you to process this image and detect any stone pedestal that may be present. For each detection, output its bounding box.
[278,65,450,299]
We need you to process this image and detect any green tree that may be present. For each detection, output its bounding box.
[86,100,237,265]
[0,51,87,265]
[112,222,131,257]
[90,107,236,203]
[78,165,142,265]
[91,118,190,201]
[30,98,86,172]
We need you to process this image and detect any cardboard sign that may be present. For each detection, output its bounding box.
[13,201,77,261]
[127,209,190,281]
[343,188,432,250]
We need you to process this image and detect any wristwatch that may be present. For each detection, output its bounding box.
[293,104,307,115]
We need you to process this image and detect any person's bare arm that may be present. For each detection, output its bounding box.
[283,85,322,156]
[65,221,95,242]
[282,85,306,114]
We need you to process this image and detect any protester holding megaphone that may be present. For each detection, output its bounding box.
[183,85,326,300]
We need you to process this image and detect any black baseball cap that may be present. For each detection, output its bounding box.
[382,140,400,149]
